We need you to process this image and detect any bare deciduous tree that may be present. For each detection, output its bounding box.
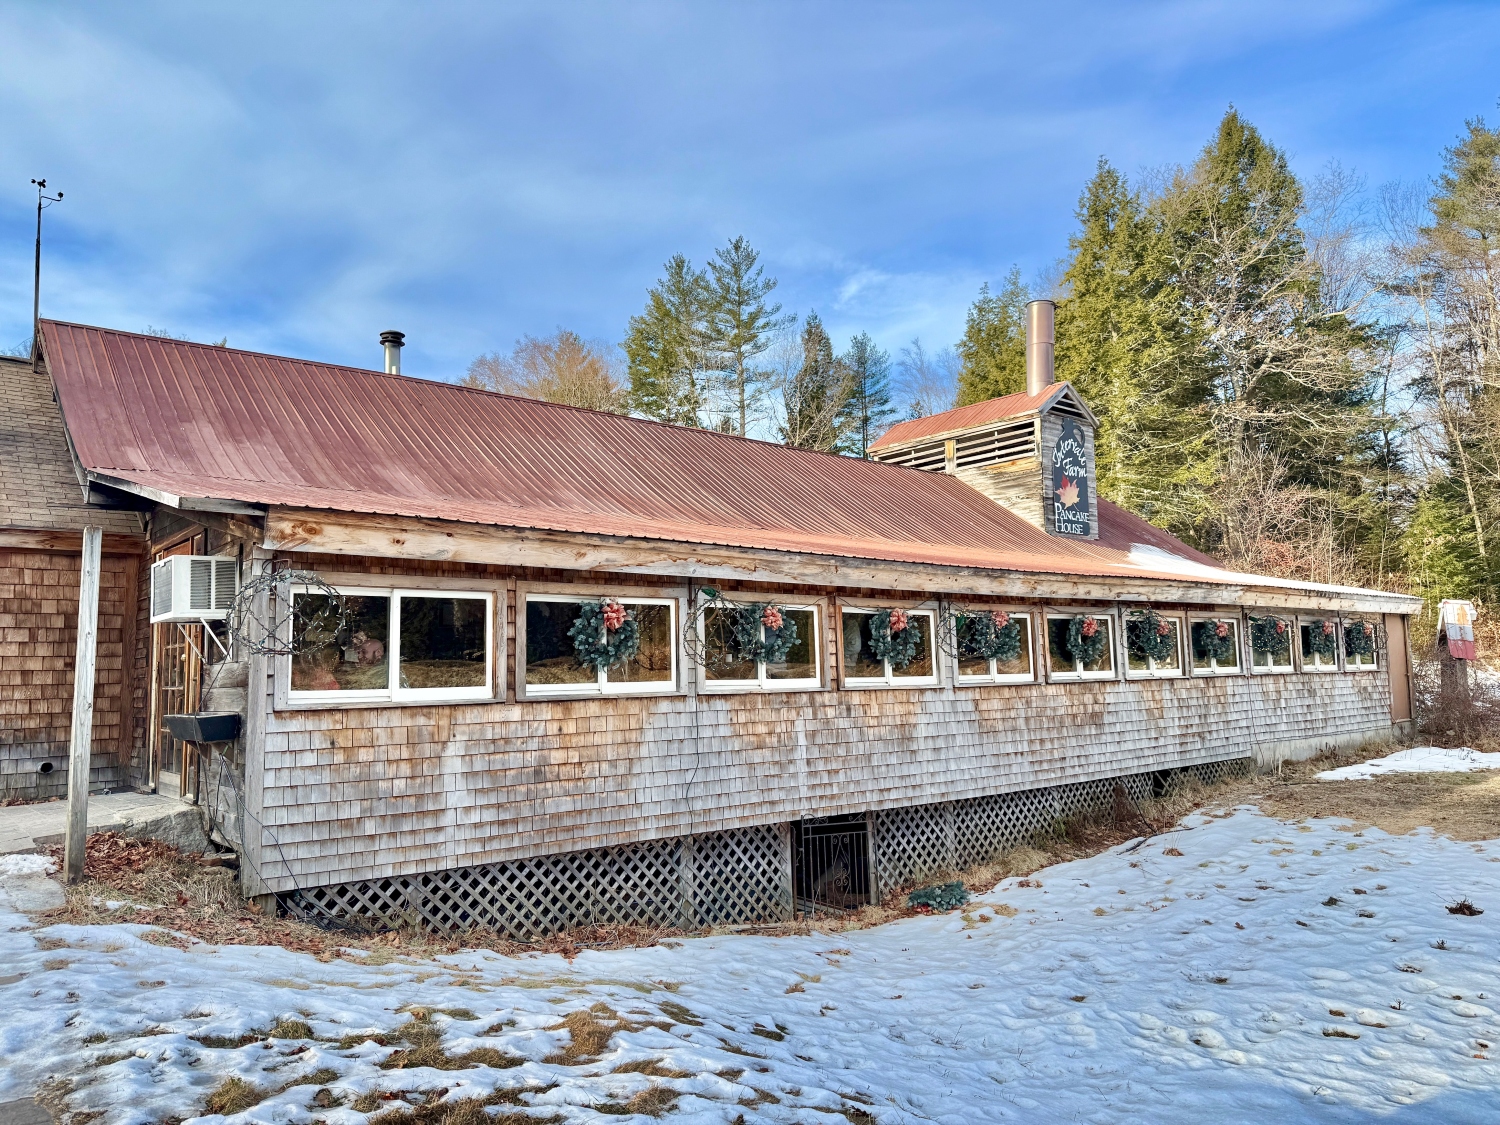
[464,330,626,414]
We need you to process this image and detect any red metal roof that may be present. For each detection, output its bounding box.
[38,320,1271,586]
[870,384,1076,452]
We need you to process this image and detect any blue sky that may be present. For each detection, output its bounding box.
[1,1,1496,381]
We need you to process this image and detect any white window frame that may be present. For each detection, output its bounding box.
[953,608,1037,685]
[696,597,824,693]
[1299,617,1342,673]
[839,604,941,688]
[285,584,496,706]
[1343,618,1381,672]
[1122,610,1186,680]
[1044,611,1118,682]
[1248,614,1296,675]
[520,590,680,699]
[1187,614,1244,677]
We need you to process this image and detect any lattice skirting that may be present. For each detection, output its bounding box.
[871,756,1253,902]
[288,823,793,939]
[285,757,1251,935]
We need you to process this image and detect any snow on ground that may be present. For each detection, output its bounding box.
[1317,747,1500,781]
[2,809,1499,1124]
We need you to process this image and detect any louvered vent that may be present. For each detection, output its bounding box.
[953,420,1036,469]
[878,441,949,473]
[149,556,239,623]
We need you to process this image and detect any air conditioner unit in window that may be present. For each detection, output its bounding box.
[149,556,239,623]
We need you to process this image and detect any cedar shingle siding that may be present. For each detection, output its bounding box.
[1,356,145,798]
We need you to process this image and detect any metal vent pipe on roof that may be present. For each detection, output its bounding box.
[1025,300,1055,397]
[380,330,405,375]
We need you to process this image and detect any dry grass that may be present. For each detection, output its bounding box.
[611,1058,695,1078]
[367,1092,562,1125]
[205,1076,265,1115]
[595,1085,680,1116]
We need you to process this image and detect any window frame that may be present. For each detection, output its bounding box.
[517,585,683,700]
[838,602,942,689]
[1044,610,1118,682]
[1298,616,1343,673]
[1343,618,1381,672]
[952,606,1038,686]
[1247,613,1296,675]
[695,596,826,693]
[282,581,498,708]
[1122,610,1186,680]
[1187,614,1245,677]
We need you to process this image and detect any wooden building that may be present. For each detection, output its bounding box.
[4,315,1420,934]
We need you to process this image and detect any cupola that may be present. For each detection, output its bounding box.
[868,300,1100,540]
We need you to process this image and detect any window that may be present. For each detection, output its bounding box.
[1344,618,1380,671]
[841,607,938,687]
[289,586,493,703]
[700,600,821,690]
[1248,614,1294,673]
[1046,613,1115,680]
[1190,617,1241,675]
[955,609,1035,684]
[1300,618,1341,671]
[523,594,677,696]
[1125,611,1183,678]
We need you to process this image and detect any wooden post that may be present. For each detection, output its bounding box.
[64,526,103,884]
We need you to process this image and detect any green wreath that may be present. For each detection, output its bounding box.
[1307,618,1339,659]
[1191,619,1237,664]
[728,603,799,666]
[1344,618,1376,659]
[868,608,921,670]
[569,599,640,671]
[1249,615,1291,661]
[959,610,1022,664]
[1126,609,1177,664]
[1064,615,1108,666]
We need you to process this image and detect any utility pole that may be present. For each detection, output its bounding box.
[30,178,62,371]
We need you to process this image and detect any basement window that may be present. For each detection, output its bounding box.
[1300,618,1341,672]
[700,600,822,690]
[1189,617,1242,676]
[289,586,493,703]
[955,609,1035,684]
[1125,612,1184,678]
[522,594,677,697]
[841,608,938,687]
[1046,613,1116,681]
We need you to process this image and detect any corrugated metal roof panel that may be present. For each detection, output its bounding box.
[40,320,1411,602]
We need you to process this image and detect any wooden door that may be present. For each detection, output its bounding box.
[1385,613,1412,723]
[149,539,202,798]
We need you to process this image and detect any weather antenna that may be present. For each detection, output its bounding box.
[30,178,63,371]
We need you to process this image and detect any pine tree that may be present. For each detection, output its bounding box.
[1053,158,1213,534]
[624,254,708,425]
[956,267,1029,405]
[780,312,852,451]
[838,332,895,457]
[704,237,793,436]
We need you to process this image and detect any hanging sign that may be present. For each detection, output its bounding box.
[1050,419,1092,537]
[1438,599,1477,661]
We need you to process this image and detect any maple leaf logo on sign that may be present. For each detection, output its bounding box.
[1049,418,1092,538]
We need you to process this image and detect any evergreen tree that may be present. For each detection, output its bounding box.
[1053,158,1213,533]
[704,236,793,436]
[624,254,708,425]
[838,332,895,457]
[780,312,852,451]
[1397,118,1500,606]
[956,267,1029,405]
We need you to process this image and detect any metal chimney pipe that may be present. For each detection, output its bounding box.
[1024,300,1055,397]
[380,330,405,375]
